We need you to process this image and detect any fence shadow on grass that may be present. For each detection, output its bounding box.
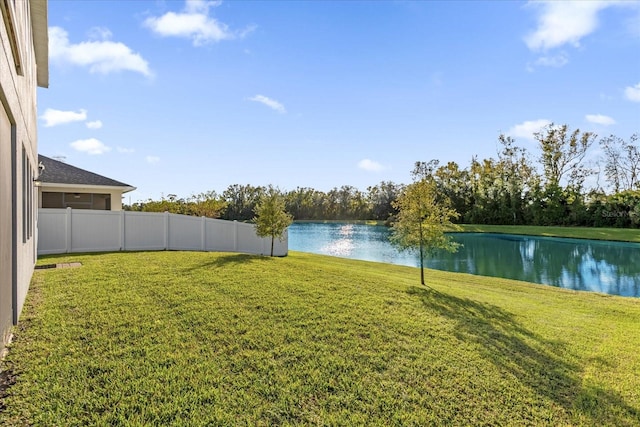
[407,286,639,425]
[183,253,277,272]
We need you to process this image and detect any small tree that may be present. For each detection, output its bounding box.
[390,177,460,285]
[254,186,293,256]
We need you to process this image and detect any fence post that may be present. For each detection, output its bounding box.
[233,220,238,251]
[201,216,206,251]
[164,212,169,250]
[120,210,126,251]
[65,207,72,253]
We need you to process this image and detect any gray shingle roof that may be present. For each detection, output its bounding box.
[38,155,134,189]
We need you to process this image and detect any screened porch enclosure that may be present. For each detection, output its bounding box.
[41,191,112,210]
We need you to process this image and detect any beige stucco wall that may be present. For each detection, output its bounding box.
[0,0,46,344]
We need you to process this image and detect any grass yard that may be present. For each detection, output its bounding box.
[1,251,639,426]
[458,224,640,242]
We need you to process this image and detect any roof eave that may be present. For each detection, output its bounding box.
[38,182,137,194]
[30,0,49,88]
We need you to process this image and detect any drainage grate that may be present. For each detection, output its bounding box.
[35,262,82,270]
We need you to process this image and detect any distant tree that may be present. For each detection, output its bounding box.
[531,124,596,225]
[328,185,364,220]
[222,184,265,220]
[136,194,191,215]
[285,187,325,220]
[323,187,341,219]
[466,156,505,224]
[411,159,440,183]
[390,176,460,286]
[433,161,472,223]
[254,186,293,256]
[188,191,227,218]
[535,123,596,190]
[125,192,227,218]
[367,181,404,221]
[495,134,537,224]
[600,133,640,193]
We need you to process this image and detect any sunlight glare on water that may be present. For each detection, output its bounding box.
[320,224,355,256]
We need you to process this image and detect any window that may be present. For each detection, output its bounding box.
[21,147,33,243]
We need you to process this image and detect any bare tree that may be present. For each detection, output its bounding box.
[600,134,640,193]
[535,123,596,190]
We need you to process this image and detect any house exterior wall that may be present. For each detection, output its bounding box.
[0,99,13,346]
[0,0,46,349]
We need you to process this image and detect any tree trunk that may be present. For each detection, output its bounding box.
[419,222,425,285]
[270,235,275,257]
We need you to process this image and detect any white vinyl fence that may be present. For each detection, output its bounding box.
[37,208,287,256]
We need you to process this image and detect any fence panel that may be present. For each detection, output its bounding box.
[123,211,166,251]
[273,230,288,256]
[204,219,236,252]
[37,209,288,257]
[37,209,68,254]
[235,222,288,256]
[70,210,121,253]
[237,222,267,255]
[168,214,202,251]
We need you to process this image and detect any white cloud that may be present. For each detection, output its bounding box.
[87,26,113,41]
[523,1,639,70]
[524,1,611,51]
[40,108,87,127]
[186,0,221,13]
[626,8,640,38]
[586,114,616,126]
[249,95,286,114]
[146,156,160,164]
[49,26,152,77]
[625,83,640,102]
[117,147,135,154]
[70,138,111,155]
[144,0,254,46]
[533,52,569,68]
[507,119,552,141]
[599,92,614,101]
[86,120,103,129]
[358,159,385,172]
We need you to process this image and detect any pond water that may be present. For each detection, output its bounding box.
[288,222,640,297]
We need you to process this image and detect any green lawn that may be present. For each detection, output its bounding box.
[458,224,640,243]
[1,251,639,426]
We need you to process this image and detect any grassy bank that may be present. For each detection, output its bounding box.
[458,224,640,243]
[1,251,639,425]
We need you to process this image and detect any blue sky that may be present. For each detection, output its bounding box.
[38,0,640,203]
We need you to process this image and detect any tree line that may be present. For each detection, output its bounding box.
[126,124,640,228]
[125,182,404,222]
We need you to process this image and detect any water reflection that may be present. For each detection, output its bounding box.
[320,224,355,256]
[289,223,640,297]
[436,234,640,297]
